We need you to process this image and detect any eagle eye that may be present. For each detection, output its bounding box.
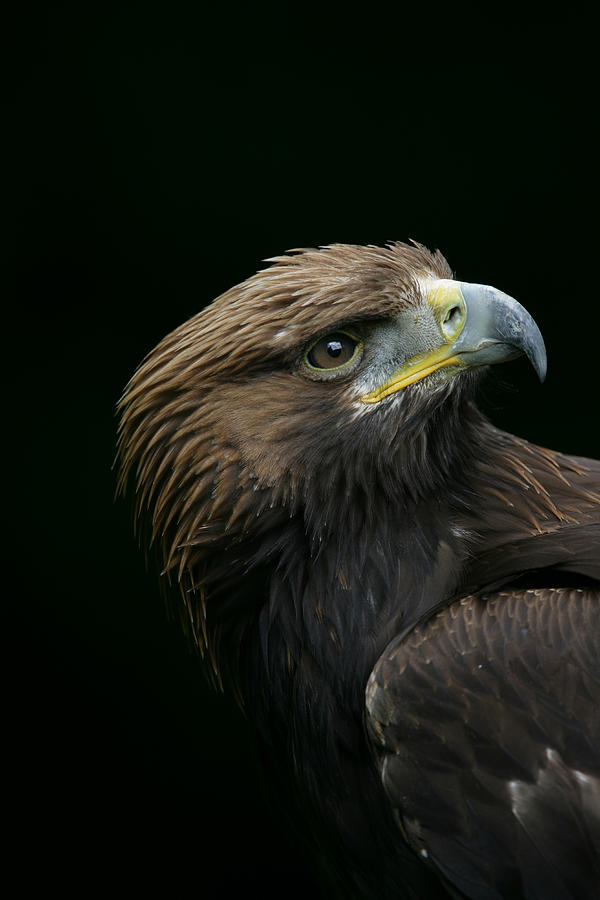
[305,332,361,372]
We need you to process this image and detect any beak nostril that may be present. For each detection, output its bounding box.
[440,303,465,341]
[444,305,461,324]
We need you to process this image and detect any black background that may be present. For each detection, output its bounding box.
[9,6,599,898]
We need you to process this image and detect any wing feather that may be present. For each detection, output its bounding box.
[366,588,600,900]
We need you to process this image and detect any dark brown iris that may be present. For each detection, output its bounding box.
[306,332,359,370]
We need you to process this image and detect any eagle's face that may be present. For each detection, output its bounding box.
[118,242,545,583]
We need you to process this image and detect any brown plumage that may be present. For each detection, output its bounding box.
[117,242,600,899]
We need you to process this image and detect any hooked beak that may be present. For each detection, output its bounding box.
[361,279,547,404]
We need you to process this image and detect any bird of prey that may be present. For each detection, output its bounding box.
[117,242,600,899]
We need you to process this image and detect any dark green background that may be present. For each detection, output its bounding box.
[10,7,598,898]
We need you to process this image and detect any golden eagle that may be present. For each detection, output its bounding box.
[117,242,600,899]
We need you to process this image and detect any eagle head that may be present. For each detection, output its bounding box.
[117,241,545,671]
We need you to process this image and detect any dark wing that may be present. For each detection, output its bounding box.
[366,588,600,900]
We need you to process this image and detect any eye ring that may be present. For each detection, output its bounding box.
[304,330,362,373]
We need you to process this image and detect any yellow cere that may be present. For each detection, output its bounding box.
[425,279,465,315]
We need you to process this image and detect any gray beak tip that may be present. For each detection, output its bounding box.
[457,282,548,386]
[526,329,547,384]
